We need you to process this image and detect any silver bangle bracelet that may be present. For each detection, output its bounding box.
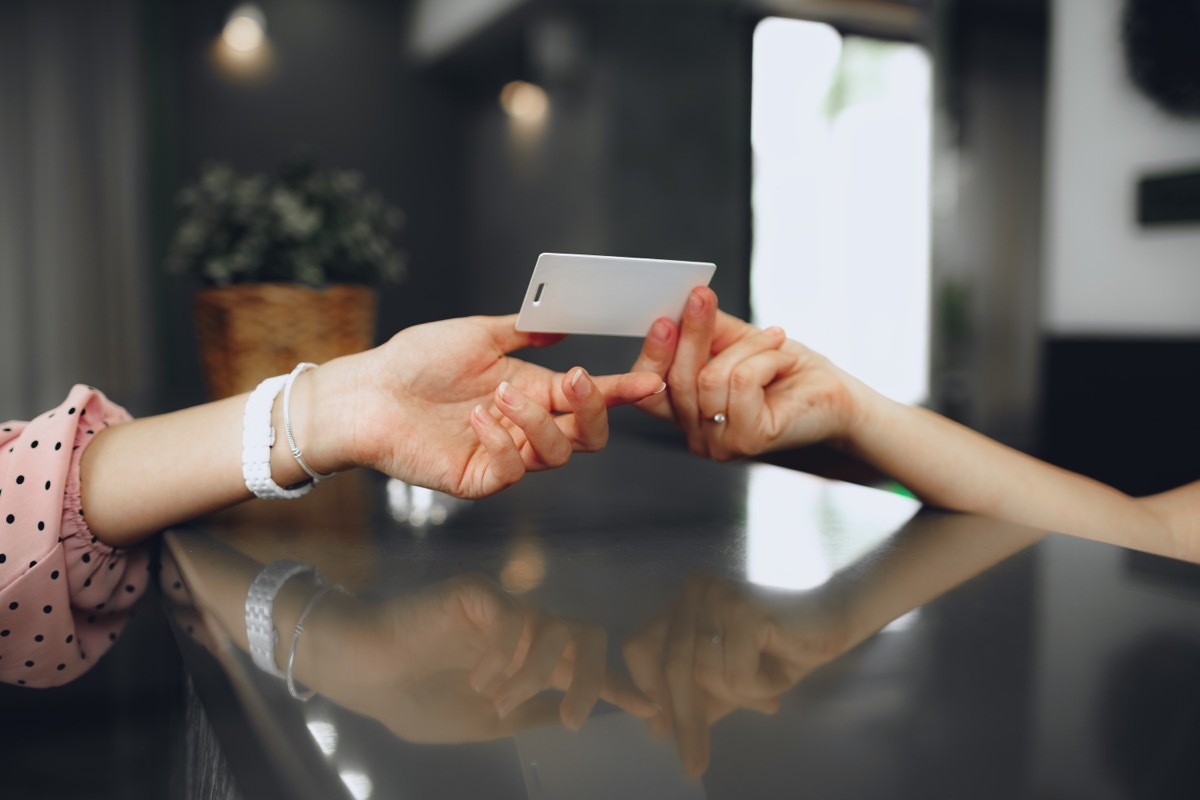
[286,582,348,701]
[283,362,335,484]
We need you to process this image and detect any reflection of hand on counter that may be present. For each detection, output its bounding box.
[623,511,1045,776]
[165,531,656,743]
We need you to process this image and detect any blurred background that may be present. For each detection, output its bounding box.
[1,0,1200,796]
[2,0,1199,490]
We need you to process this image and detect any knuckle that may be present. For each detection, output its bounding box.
[666,371,691,393]
[696,368,726,394]
[728,364,756,393]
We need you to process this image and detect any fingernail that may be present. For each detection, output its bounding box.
[654,381,667,395]
[570,367,591,395]
[687,291,704,315]
[496,695,516,719]
[472,405,490,424]
[651,319,672,342]
[498,381,523,408]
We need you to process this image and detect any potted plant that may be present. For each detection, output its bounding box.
[166,151,407,399]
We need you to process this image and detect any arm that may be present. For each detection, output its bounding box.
[623,510,1044,776]
[633,288,1195,562]
[166,530,656,740]
[84,314,664,547]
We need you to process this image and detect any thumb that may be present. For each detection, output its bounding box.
[478,314,567,354]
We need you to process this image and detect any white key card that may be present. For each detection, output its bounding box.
[515,253,716,337]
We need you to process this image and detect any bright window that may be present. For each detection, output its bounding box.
[751,18,932,405]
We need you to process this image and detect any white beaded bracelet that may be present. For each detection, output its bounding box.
[243,373,312,501]
[245,560,319,678]
[282,362,335,484]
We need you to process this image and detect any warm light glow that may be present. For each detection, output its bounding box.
[499,534,547,594]
[500,80,549,122]
[223,4,265,53]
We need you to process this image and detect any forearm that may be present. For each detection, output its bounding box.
[81,371,329,547]
[167,531,364,693]
[826,511,1045,650]
[843,389,1183,560]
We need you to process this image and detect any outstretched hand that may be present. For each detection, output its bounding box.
[631,287,860,461]
[309,314,664,498]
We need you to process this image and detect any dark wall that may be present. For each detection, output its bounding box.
[147,0,472,410]
[928,0,1047,452]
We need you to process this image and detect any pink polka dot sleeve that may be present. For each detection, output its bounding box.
[0,385,150,688]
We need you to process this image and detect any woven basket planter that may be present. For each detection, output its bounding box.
[194,283,377,400]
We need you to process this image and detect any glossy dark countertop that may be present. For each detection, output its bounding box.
[162,433,1200,800]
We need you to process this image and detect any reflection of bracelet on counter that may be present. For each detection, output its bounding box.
[245,560,318,678]
[287,582,348,701]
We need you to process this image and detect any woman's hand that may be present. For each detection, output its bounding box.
[622,574,850,776]
[310,572,657,743]
[632,287,867,461]
[304,314,665,499]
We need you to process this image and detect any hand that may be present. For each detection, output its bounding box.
[632,287,863,461]
[311,573,658,743]
[622,574,849,776]
[306,314,664,498]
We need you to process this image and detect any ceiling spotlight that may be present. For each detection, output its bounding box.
[499,80,549,123]
[223,4,266,53]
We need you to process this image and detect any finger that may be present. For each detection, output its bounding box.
[723,349,801,454]
[460,577,528,696]
[666,287,718,456]
[721,615,768,698]
[710,309,761,354]
[558,625,607,731]
[622,620,673,736]
[663,590,709,777]
[599,669,661,720]
[558,368,608,453]
[630,318,681,421]
[493,618,571,720]
[585,371,667,409]
[691,629,727,706]
[697,326,787,416]
[500,693,567,735]
[468,404,527,492]
[478,314,567,353]
[495,382,573,469]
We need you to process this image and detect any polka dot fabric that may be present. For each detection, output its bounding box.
[0,385,149,688]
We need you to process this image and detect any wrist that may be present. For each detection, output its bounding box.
[836,371,891,455]
[284,360,356,476]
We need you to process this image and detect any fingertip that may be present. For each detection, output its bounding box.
[529,332,568,348]
[471,404,491,426]
[567,366,593,398]
[650,317,676,344]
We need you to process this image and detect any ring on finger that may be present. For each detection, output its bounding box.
[707,412,727,424]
